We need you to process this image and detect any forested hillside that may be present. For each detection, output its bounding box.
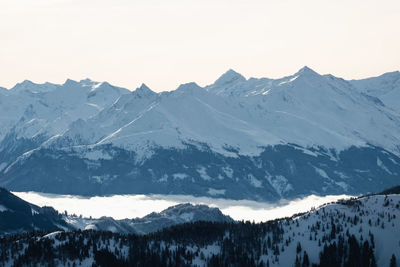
[1,194,399,266]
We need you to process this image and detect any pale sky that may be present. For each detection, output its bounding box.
[0,0,399,92]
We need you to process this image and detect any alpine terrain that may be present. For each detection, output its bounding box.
[0,68,399,201]
[0,187,399,266]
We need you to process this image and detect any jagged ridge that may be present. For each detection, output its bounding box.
[0,68,400,200]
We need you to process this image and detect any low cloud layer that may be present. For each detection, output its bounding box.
[14,192,351,222]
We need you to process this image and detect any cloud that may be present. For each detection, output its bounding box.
[13,191,351,222]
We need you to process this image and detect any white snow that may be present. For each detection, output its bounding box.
[0,162,8,172]
[266,175,293,196]
[31,208,39,215]
[313,166,330,179]
[0,78,129,145]
[179,212,194,222]
[207,188,226,196]
[334,181,349,191]
[247,174,263,188]
[0,204,8,212]
[197,166,212,181]
[377,157,393,174]
[42,231,63,239]
[264,194,400,267]
[107,226,118,232]
[173,173,188,180]
[351,70,400,113]
[84,224,97,230]
[86,102,101,110]
[333,170,349,179]
[158,174,168,182]
[2,69,400,169]
[222,167,233,178]
[89,82,103,92]
[278,75,298,85]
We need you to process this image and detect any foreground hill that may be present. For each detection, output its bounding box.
[0,188,72,234]
[0,191,399,266]
[0,68,400,200]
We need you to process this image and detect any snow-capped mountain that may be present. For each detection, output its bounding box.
[1,189,399,266]
[0,68,399,200]
[0,79,129,141]
[66,203,233,235]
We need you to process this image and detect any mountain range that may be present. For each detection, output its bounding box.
[0,67,399,200]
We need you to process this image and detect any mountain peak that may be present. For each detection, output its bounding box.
[373,70,400,81]
[139,83,151,91]
[146,203,233,223]
[296,66,319,76]
[214,69,246,86]
[133,83,156,98]
[20,79,35,86]
[79,79,101,90]
[176,82,202,92]
[80,78,94,83]
[63,78,79,87]
[10,80,58,94]
[11,80,36,91]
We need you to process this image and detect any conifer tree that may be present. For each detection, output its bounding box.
[390,254,397,267]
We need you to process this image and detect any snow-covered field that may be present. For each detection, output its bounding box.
[13,192,351,222]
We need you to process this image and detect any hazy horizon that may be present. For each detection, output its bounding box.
[1,0,399,92]
[1,66,399,92]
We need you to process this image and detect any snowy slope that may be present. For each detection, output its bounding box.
[0,79,129,142]
[263,194,400,266]
[45,67,400,158]
[350,71,400,113]
[2,68,400,158]
[1,192,399,266]
[0,68,400,200]
[206,67,400,153]
[16,67,399,161]
[195,193,400,267]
